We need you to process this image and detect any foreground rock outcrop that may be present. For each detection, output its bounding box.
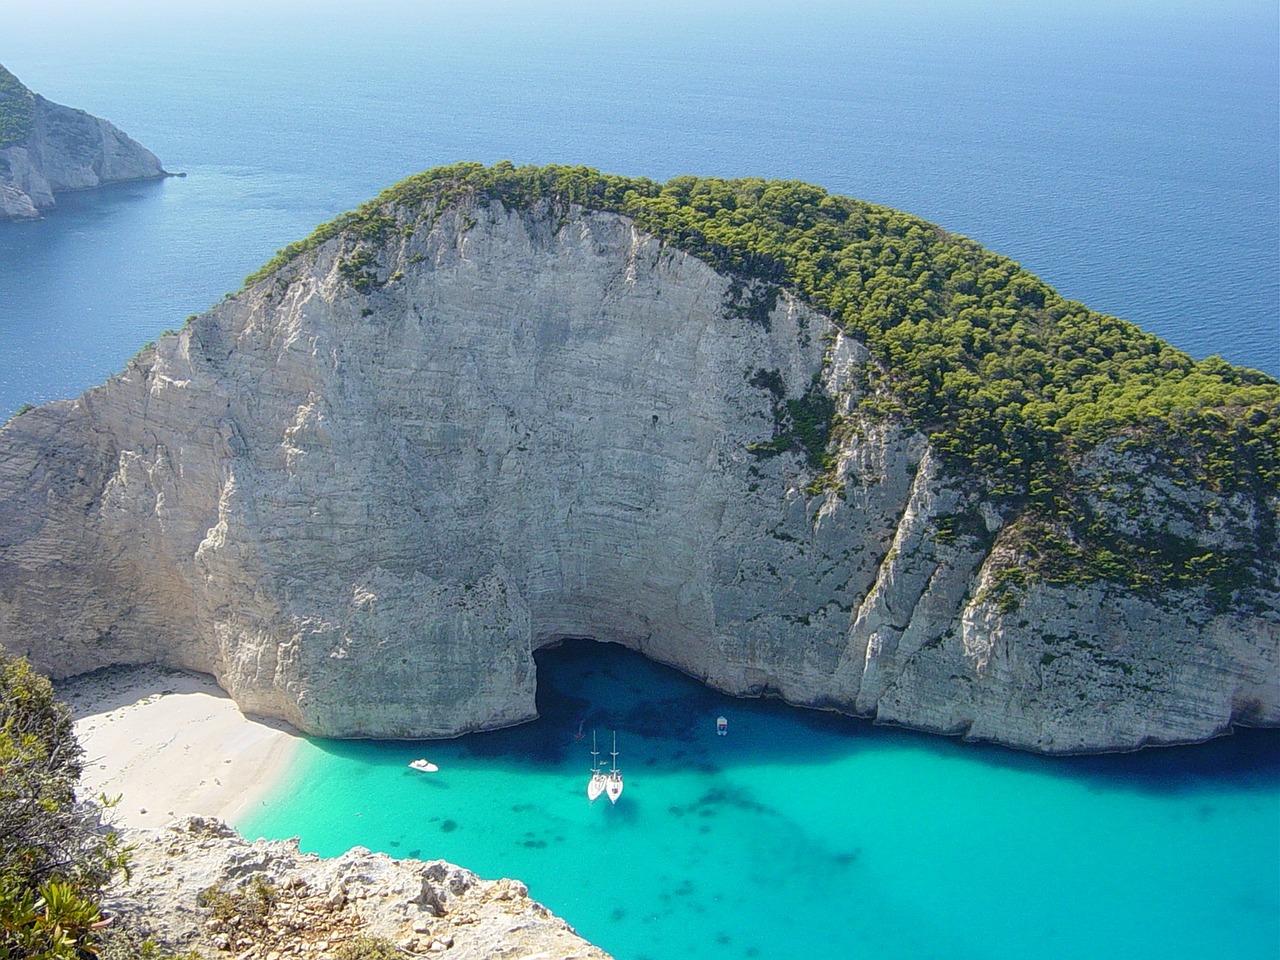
[0,63,165,218]
[0,171,1276,753]
[108,817,607,959]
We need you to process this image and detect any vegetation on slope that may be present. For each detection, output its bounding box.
[243,162,1279,604]
[0,649,199,959]
[0,649,123,958]
[0,64,35,149]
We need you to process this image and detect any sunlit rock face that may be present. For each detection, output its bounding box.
[111,816,608,959]
[1,198,1275,751]
[0,69,166,218]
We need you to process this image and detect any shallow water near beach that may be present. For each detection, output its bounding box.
[242,640,1280,960]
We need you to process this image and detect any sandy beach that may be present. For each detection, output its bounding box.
[58,666,302,831]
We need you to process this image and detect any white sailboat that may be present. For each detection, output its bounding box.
[587,730,607,802]
[605,730,624,804]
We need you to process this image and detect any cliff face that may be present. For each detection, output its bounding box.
[0,197,1276,753]
[0,66,165,218]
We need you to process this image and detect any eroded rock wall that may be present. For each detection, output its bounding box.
[109,817,609,959]
[1,199,1275,752]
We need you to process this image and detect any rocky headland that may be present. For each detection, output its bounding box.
[106,817,607,960]
[1,163,1276,754]
[0,63,166,218]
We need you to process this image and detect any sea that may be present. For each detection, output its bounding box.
[1,1,1277,957]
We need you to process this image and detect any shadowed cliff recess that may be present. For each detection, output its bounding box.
[0,163,1276,753]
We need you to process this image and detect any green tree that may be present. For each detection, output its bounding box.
[0,648,128,959]
[0,64,35,149]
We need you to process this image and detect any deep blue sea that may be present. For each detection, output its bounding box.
[1,0,1277,419]
[2,2,1278,957]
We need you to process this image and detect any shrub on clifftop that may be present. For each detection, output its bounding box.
[0,65,35,149]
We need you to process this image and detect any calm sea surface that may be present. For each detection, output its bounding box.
[0,1,1276,419]
[2,2,1278,957]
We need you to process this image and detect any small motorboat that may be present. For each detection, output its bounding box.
[716,716,728,736]
[408,759,439,773]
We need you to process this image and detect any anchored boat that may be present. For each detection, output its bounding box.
[605,731,624,804]
[587,731,608,802]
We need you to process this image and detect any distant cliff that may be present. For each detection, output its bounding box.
[0,63,165,218]
[0,164,1276,754]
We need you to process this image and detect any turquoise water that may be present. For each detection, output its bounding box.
[242,641,1280,960]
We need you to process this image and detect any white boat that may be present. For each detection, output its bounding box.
[408,759,438,772]
[605,731,624,804]
[587,731,607,802]
[716,715,728,736]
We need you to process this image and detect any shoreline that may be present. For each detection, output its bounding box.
[58,665,302,831]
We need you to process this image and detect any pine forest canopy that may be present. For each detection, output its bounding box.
[0,64,35,149]
[243,162,1279,605]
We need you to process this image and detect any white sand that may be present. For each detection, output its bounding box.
[59,667,302,831]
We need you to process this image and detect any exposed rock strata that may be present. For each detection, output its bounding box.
[108,816,608,959]
[0,66,165,218]
[0,197,1276,752]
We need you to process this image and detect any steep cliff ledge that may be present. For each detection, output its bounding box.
[0,63,166,218]
[108,817,607,959]
[1,163,1276,753]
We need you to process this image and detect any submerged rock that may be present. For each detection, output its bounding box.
[0,166,1275,753]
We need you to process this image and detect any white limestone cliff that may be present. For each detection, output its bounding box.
[1,86,165,218]
[108,816,608,959]
[0,197,1275,753]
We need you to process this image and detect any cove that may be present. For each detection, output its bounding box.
[241,640,1280,960]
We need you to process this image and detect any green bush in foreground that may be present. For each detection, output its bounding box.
[331,936,403,960]
[0,648,129,959]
